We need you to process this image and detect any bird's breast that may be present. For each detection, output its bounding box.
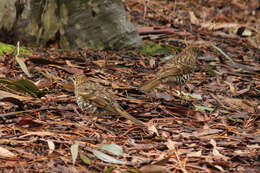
[76,96,98,113]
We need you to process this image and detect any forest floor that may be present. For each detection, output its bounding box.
[0,0,259,172]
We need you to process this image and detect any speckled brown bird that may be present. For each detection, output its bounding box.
[139,46,200,92]
[72,74,145,127]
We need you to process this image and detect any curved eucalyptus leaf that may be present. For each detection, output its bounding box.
[92,149,126,165]
[99,144,124,156]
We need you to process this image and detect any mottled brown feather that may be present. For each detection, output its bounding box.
[139,46,200,92]
[72,74,144,126]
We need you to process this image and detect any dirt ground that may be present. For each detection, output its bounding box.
[0,0,259,172]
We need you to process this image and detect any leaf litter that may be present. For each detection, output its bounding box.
[0,0,259,172]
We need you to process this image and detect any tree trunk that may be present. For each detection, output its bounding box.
[0,0,142,50]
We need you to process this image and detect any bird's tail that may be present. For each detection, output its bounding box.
[113,103,145,127]
[139,78,161,92]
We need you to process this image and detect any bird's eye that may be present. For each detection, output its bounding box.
[72,74,80,81]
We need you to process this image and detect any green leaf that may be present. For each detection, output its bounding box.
[14,79,39,93]
[127,169,142,173]
[194,104,214,112]
[0,78,47,98]
[203,65,219,76]
[193,104,230,113]
[0,78,11,84]
[92,149,126,165]
[79,153,91,165]
[226,117,244,123]
[103,166,115,173]
[71,143,79,165]
[8,79,38,98]
[99,144,124,156]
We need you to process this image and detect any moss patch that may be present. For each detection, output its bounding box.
[138,41,171,55]
[0,42,32,56]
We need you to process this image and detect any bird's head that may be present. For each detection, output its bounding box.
[70,74,87,86]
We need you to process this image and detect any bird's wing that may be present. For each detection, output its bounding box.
[79,88,145,126]
[160,62,195,77]
[158,66,184,78]
[79,88,115,112]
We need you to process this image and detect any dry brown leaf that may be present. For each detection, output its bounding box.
[0,147,16,158]
[187,150,202,157]
[20,131,56,138]
[224,81,237,95]
[210,139,228,161]
[189,11,199,25]
[166,139,177,150]
[138,60,147,68]
[149,58,155,68]
[220,97,255,113]
[192,128,222,137]
[201,22,239,30]
[147,122,159,136]
[140,165,168,173]
[0,90,32,101]
[47,140,55,155]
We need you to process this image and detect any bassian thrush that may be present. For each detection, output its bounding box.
[72,74,145,127]
[139,46,200,92]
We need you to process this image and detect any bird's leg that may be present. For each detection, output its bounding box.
[179,83,182,96]
[181,84,193,105]
[169,86,174,101]
[185,83,192,93]
[179,84,186,104]
[168,85,179,101]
